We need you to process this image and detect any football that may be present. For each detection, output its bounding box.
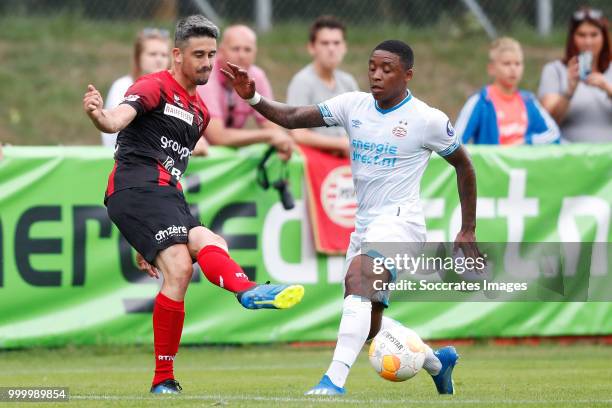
[368,325,427,382]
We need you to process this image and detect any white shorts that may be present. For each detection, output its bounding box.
[343,203,427,306]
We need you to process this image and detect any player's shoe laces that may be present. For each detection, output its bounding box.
[150,379,182,394]
[237,282,304,310]
[304,375,346,396]
[431,346,459,395]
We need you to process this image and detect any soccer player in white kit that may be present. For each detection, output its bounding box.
[222,40,480,396]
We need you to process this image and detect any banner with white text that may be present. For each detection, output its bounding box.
[0,145,610,348]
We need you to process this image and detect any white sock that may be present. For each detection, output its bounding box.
[325,360,350,388]
[325,295,372,388]
[422,345,442,376]
[380,316,441,376]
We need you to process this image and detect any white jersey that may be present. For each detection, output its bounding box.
[317,91,459,233]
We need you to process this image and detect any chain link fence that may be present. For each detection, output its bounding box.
[1,0,609,145]
[1,0,612,35]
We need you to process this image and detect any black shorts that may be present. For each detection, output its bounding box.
[106,186,201,264]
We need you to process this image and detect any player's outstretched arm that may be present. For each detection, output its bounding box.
[443,146,483,260]
[221,62,326,130]
[83,84,137,133]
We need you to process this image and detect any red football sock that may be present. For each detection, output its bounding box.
[152,292,184,386]
[197,245,256,293]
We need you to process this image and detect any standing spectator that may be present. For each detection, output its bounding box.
[538,7,612,143]
[195,25,293,160]
[456,37,559,145]
[101,28,171,148]
[286,16,358,156]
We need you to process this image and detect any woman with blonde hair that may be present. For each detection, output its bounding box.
[101,28,170,147]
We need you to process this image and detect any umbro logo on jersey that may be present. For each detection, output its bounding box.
[164,103,194,125]
[351,119,362,128]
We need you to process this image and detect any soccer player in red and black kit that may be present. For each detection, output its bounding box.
[83,15,304,394]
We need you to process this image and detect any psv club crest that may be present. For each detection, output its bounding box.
[320,166,357,228]
[392,120,408,138]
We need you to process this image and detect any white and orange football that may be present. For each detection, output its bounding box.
[368,326,426,382]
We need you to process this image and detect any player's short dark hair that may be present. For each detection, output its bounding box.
[309,15,346,43]
[175,15,219,49]
[373,40,414,70]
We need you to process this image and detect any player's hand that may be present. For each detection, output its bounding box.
[136,252,160,279]
[268,128,294,161]
[220,62,256,100]
[83,84,104,118]
[454,229,485,268]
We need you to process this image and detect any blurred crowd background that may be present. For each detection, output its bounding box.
[1,0,611,146]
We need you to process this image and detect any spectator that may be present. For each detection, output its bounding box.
[196,25,292,160]
[101,28,171,148]
[538,7,612,143]
[456,37,559,145]
[286,16,358,156]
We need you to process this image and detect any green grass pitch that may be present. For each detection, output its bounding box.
[1,344,611,407]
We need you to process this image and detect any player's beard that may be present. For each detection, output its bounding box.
[194,69,211,86]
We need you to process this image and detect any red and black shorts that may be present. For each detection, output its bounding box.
[106,186,201,264]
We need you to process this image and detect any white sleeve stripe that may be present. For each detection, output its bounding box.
[317,103,335,126]
[532,129,556,143]
[454,94,479,138]
[438,141,460,157]
[531,99,561,144]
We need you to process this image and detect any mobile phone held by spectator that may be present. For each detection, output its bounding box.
[578,51,592,80]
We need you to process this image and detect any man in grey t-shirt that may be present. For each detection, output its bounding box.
[286,16,359,156]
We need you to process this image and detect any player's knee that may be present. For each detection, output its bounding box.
[165,258,193,289]
[158,246,193,288]
[206,233,227,249]
[344,272,370,299]
[188,227,228,258]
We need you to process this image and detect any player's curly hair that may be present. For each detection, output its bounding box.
[373,40,414,70]
[175,15,219,49]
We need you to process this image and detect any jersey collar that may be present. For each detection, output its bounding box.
[374,90,412,114]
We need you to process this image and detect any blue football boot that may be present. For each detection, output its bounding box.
[237,282,304,310]
[431,346,459,394]
[304,375,346,396]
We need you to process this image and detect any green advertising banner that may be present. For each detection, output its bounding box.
[0,145,611,348]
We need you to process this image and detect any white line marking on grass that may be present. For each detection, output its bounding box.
[71,395,612,405]
[2,363,325,375]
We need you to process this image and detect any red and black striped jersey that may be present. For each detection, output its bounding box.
[104,70,210,201]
